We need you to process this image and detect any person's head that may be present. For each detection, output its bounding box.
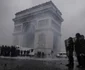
[75,33,81,39]
[69,37,73,41]
[80,35,84,39]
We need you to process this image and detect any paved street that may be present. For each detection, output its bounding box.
[0,57,85,70]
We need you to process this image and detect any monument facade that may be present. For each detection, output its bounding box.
[13,1,63,57]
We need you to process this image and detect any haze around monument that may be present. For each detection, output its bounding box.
[0,0,85,52]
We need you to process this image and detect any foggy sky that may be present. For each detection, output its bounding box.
[0,0,85,52]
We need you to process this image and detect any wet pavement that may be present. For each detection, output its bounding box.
[0,57,85,70]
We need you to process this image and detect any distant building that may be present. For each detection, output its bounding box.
[13,1,63,58]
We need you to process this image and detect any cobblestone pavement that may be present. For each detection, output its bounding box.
[0,57,85,70]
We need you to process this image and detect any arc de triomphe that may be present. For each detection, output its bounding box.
[13,1,63,57]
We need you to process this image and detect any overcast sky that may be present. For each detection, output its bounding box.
[0,0,85,52]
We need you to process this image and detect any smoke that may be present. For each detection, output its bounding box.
[0,0,85,52]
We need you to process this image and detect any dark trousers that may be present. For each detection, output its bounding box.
[68,55,74,65]
[80,55,85,66]
[76,55,82,65]
[68,51,74,66]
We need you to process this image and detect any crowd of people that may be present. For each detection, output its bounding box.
[0,45,20,57]
[65,33,85,68]
[0,45,35,57]
[0,45,46,58]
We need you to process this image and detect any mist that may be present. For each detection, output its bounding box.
[0,0,85,52]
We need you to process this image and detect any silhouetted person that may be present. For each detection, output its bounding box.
[42,52,45,58]
[27,51,30,56]
[65,37,74,68]
[79,35,85,67]
[65,39,68,57]
[75,33,82,67]
[21,51,23,56]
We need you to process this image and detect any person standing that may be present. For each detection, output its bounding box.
[65,39,69,57]
[79,35,85,67]
[74,33,82,67]
[65,37,74,67]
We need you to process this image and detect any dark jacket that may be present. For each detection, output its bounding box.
[75,38,82,54]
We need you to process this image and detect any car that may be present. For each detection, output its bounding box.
[56,52,67,58]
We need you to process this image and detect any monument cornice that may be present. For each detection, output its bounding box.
[49,9,63,22]
[13,1,63,23]
[13,8,63,24]
[15,1,62,16]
